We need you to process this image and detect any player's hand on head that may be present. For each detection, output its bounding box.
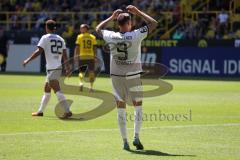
[126,5,140,15]
[112,9,123,20]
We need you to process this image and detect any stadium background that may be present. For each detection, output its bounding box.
[0,0,240,77]
[0,1,240,160]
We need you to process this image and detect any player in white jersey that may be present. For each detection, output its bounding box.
[96,5,158,150]
[23,20,72,119]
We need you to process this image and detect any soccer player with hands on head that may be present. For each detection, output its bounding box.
[96,5,158,150]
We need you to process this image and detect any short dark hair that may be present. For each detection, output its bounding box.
[117,13,131,26]
[46,20,57,31]
[80,24,90,30]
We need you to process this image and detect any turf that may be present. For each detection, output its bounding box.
[0,74,239,160]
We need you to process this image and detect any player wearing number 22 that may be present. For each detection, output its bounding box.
[22,20,72,119]
[74,24,97,92]
[96,5,158,150]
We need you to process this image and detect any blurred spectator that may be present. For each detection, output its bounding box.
[217,9,229,37]
[184,19,196,39]
[0,0,236,40]
[222,30,234,39]
[61,0,70,11]
[35,11,48,29]
[172,1,181,22]
[62,24,74,39]
[218,9,229,25]
[32,0,41,11]
[199,7,211,34]
[0,27,9,72]
[10,13,20,30]
[168,0,176,11]
[209,17,217,31]
[235,30,240,39]
[23,0,33,12]
[30,34,40,45]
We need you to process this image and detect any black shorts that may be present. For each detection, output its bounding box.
[79,59,95,72]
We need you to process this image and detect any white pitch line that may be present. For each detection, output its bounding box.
[0,123,239,136]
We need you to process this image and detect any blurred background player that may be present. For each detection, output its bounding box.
[0,27,9,72]
[96,5,158,150]
[22,20,72,118]
[74,24,97,92]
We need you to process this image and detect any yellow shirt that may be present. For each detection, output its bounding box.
[75,33,97,59]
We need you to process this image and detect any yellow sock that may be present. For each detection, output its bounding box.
[79,72,84,86]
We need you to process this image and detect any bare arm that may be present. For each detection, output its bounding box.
[126,5,158,33]
[96,9,123,36]
[62,49,71,76]
[96,17,113,36]
[94,45,97,56]
[22,47,43,67]
[74,45,80,59]
[62,49,69,68]
[74,45,80,68]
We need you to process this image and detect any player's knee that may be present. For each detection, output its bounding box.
[116,101,126,108]
[49,80,60,93]
[44,84,51,93]
[133,101,142,106]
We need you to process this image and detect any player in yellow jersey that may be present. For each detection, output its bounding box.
[74,24,97,92]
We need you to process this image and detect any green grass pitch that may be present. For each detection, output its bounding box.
[0,74,239,160]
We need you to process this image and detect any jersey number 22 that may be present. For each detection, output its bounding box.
[50,39,63,54]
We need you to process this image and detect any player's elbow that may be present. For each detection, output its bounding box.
[95,25,100,33]
[148,20,158,33]
[96,29,103,37]
[152,20,158,30]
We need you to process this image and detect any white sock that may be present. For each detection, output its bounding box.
[55,91,70,112]
[117,108,127,142]
[134,106,142,139]
[38,92,51,113]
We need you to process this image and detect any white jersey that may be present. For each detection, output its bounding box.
[101,26,148,76]
[37,33,66,70]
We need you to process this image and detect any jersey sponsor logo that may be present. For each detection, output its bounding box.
[103,41,132,53]
[114,59,133,65]
[111,35,132,40]
[112,37,123,40]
